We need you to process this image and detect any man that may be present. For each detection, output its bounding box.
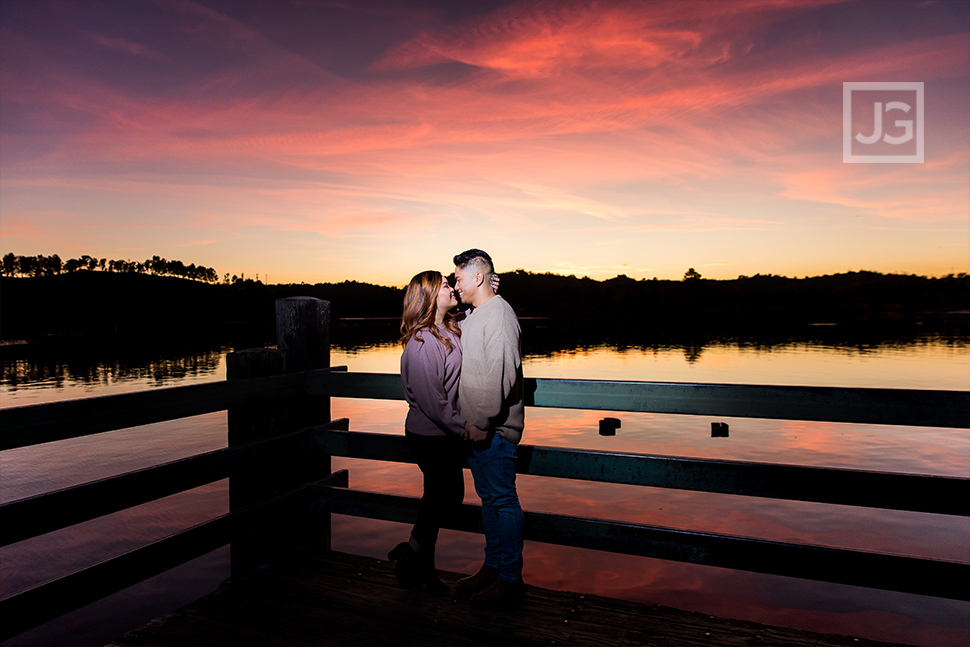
[452,248,526,605]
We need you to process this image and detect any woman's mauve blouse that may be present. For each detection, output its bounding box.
[400,325,466,437]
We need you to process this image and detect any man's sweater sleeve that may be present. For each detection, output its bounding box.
[402,339,467,437]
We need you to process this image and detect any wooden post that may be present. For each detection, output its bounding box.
[226,348,286,578]
[276,297,330,372]
[226,298,331,577]
[275,297,333,480]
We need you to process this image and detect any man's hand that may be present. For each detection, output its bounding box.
[464,423,488,442]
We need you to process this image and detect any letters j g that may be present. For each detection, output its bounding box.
[855,101,914,145]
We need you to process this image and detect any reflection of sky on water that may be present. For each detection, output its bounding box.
[0,346,230,406]
[0,413,228,502]
[334,335,970,390]
[2,330,965,406]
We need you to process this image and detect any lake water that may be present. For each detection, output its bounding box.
[1,320,968,646]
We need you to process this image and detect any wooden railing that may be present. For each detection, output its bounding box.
[1,298,968,640]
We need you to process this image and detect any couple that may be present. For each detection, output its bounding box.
[388,249,526,606]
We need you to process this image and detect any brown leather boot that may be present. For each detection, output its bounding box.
[470,578,527,606]
[454,564,499,599]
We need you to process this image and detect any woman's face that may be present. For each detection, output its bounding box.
[435,276,457,316]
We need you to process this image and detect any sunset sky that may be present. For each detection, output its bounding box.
[1,0,968,286]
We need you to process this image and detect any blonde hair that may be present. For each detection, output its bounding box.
[400,271,461,350]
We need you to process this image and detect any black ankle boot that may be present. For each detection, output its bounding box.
[388,542,423,590]
[417,548,449,595]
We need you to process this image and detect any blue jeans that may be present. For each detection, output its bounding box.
[467,433,524,581]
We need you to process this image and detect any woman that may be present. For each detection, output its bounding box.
[388,270,497,593]
[388,270,469,594]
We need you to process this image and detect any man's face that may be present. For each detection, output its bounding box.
[454,265,477,304]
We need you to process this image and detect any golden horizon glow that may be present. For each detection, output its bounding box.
[1,0,967,286]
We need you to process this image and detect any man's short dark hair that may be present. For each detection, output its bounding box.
[453,248,494,274]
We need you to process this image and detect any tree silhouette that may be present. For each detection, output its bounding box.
[18,255,38,276]
[46,254,63,275]
[683,267,702,281]
[2,253,19,276]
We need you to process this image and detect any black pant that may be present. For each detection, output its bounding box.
[405,430,466,551]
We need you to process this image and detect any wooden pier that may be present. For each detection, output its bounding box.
[109,547,912,647]
[2,296,967,645]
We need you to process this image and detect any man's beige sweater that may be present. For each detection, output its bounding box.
[459,295,525,444]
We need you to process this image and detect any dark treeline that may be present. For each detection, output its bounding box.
[2,252,222,283]
[0,272,401,342]
[493,269,968,321]
[0,269,966,343]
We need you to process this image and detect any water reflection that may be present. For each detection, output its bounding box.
[329,329,968,391]
[331,317,969,387]
[1,341,227,393]
[3,318,966,396]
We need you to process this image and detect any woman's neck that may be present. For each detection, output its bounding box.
[434,310,445,326]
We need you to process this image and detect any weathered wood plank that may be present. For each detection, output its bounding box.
[306,371,970,428]
[315,486,969,601]
[517,444,970,516]
[308,428,970,515]
[0,373,307,450]
[527,379,970,429]
[109,549,916,647]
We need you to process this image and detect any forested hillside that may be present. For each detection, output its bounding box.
[1,270,965,342]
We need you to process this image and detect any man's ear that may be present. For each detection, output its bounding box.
[475,272,485,286]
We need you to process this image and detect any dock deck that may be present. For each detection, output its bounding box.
[108,547,912,647]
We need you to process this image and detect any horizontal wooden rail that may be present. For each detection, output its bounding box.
[4,370,964,452]
[0,429,309,547]
[0,373,307,451]
[307,371,970,428]
[310,428,970,516]
[314,485,969,601]
[0,485,306,642]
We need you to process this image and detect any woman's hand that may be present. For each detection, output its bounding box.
[464,423,488,442]
[490,274,500,294]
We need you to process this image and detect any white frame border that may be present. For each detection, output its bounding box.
[843,82,924,163]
